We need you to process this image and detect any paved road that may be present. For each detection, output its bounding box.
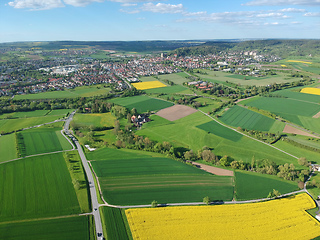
[64,111,104,240]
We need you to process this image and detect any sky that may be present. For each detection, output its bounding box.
[0,0,320,43]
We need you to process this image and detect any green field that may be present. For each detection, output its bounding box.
[47,109,74,116]
[73,112,116,128]
[0,216,94,240]
[86,147,165,161]
[20,128,72,156]
[137,111,299,165]
[235,170,298,200]
[14,85,111,100]
[0,153,81,222]
[0,110,50,119]
[220,105,276,131]
[110,95,174,113]
[101,207,130,240]
[0,115,64,133]
[194,69,300,87]
[241,96,320,132]
[90,150,234,205]
[145,85,189,94]
[0,134,17,162]
[271,89,320,103]
[243,97,320,117]
[157,73,189,85]
[197,120,243,142]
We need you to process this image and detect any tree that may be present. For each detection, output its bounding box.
[201,150,216,163]
[298,157,310,167]
[267,189,281,199]
[203,196,211,205]
[184,150,195,160]
[151,200,158,207]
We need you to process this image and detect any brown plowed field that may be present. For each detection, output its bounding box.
[190,161,234,176]
[283,124,320,139]
[156,105,198,121]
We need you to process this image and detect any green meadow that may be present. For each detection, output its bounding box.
[220,105,277,131]
[20,128,72,156]
[90,149,234,205]
[110,95,173,113]
[0,115,64,133]
[137,111,299,165]
[0,153,81,223]
[194,69,300,86]
[14,85,111,100]
[0,134,17,162]
[235,170,298,200]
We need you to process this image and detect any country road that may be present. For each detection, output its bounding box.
[64,111,104,240]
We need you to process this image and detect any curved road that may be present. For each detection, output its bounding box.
[64,111,104,240]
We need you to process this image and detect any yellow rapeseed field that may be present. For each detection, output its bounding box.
[125,193,320,240]
[301,87,320,96]
[132,81,167,90]
[287,60,312,64]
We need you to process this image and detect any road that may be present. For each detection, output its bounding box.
[64,111,104,240]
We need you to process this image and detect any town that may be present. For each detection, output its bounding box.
[0,47,281,97]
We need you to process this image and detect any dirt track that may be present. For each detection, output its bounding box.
[156,105,197,121]
[313,111,320,118]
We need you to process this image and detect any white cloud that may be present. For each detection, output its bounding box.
[256,12,289,18]
[121,3,137,7]
[63,0,103,7]
[280,8,306,12]
[8,0,64,10]
[141,3,184,14]
[304,12,320,16]
[243,0,320,6]
[183,11,207,17]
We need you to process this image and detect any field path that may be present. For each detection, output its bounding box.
[197,110,298,159]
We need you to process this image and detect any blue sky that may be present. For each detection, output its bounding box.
[0,0,319,42]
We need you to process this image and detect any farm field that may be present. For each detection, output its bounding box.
[144,85,189,94]
[14,85,111,100]
[271,88,320,103]
[220,105,276,131]
[273,140,320,164]
[125,193,320,240]
[197,120,243,141]
[193,69,299,86]
[0,109,72,120]
[243,97,320,117]
[90,154,234,205]
[241,96,320,128]
[101,207,130,240]
[72,112,116,128]
[157,73,189,85]
[194,97,223,113]
[132,80,166,90]
[0,215,94,240]
[137,111,299,165]
[86,146,166,161]
[0,133,17,162]
[0,153,81,223]
[235,170,298,200]
[0,115,64,133]
[20,128,72,156]
[301,87,320,96]
[110,95,174,113]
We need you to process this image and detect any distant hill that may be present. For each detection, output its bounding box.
[170,39,320,58]
[0,40,204,53]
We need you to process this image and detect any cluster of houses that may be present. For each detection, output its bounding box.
[188,81,214,91]
[131,114,151,127]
